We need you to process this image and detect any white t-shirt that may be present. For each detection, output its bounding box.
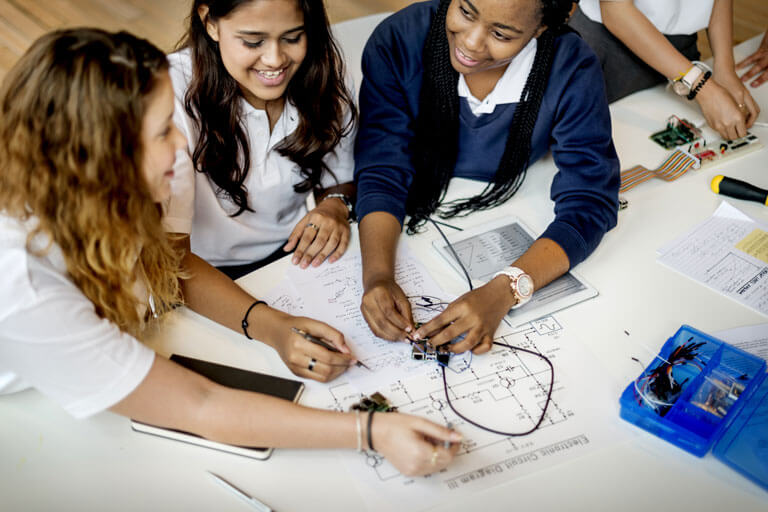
[579,0,714,36]
[164,49,356,266]
[0,214,155,418]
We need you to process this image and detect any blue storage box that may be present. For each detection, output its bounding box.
[620,325,768,491]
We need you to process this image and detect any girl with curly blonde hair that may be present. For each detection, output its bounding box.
[0,28,459,478]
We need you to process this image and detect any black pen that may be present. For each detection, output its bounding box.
[291,327,372,370]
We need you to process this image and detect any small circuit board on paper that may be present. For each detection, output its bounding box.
[650,115,763,169]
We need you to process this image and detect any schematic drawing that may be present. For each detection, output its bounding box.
[323,316,573,482]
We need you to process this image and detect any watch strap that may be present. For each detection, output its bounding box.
[321,193,355,221]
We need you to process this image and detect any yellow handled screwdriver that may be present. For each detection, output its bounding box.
[711,175,768,205]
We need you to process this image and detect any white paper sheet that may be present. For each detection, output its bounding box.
[277,246,621,511]
[713,323,768,361]
[283,246,459,392]
[298,317,620,512]
[657,201,768,317]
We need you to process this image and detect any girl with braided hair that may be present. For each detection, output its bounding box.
[355,0,619,352]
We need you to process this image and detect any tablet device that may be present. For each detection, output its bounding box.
[432,216,598,326]
[131,354,304,460]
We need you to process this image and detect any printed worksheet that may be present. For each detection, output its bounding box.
[282,246,459,392]
[274,246,621,511]
[657,201,768,317]
[298,317,621,512]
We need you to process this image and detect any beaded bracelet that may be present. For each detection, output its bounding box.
[687,70,712,100]
[241,300,267,339]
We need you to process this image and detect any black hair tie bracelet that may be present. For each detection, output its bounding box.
[241,300,268,339]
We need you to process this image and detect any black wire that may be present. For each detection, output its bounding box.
[428,217,555,436]
[429,218,473,291]
[442,341,555,436]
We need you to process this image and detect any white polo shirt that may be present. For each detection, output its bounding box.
[457,37,537,117]
[164,49,355,267]
[0,214,155,418]
[579,0,714,36]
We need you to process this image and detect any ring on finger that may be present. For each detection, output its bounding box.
[430,445,438,466]
[305,222,320,232]
[308,357,317,371]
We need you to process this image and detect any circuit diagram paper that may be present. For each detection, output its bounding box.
[297,316,620,512]
[277,246,620,511]
[657,201,768,317]
[281,246,460,392]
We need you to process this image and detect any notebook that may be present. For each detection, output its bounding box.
[431,215,598,327]
[131,354,304,460]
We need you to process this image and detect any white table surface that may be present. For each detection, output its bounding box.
[2,24,768,512]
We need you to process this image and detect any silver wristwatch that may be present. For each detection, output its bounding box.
[494,266,534,309]
[322,193,355,221]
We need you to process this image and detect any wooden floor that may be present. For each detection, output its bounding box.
[0,0,766,81]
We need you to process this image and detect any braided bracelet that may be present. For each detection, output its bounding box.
[687,70,712,100]
[241,300,267,339]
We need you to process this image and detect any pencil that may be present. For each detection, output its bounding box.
[291,327,371,370]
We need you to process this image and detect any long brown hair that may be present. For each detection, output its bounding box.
[0,28,183,337]
[181,0,357,216]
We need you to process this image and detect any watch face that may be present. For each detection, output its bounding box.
[672,80,689,96]
[517,275,534,298]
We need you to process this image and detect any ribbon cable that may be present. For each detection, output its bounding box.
[619,149,700,193]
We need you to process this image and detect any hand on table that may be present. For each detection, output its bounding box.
[373,412,461,477]
[284,198,350,268]
[413,276,513,355]
[736,33,768,88]
[361,274,414,341]
[265,311,355,382]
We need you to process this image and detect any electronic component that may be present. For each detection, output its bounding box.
[650,116,702,149]
[649,116,762,168]
[688,133,761,169]
[410,339,451,365]
[690,374,746,418]
[350,392,398,413]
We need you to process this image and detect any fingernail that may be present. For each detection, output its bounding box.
[450,432,462,441]
[292,256,299,264]
[412,332,422,341]
[405,326,412,333]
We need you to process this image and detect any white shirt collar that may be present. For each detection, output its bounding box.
[457,37,538,117]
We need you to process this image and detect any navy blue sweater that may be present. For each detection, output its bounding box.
[354,0,620,268]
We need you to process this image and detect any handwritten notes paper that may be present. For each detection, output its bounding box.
[657,201,768,317]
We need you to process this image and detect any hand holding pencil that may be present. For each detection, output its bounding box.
[265,312,357,382]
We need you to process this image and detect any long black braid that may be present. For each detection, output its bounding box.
[406,0,574,234]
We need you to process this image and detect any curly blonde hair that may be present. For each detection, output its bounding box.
[0,28,183,337]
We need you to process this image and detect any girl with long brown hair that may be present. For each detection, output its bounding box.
[0,28,458,477]
[166,0,357,279]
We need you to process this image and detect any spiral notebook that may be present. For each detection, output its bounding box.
[131,354,304,460]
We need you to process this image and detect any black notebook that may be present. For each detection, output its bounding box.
[131,354,304,460]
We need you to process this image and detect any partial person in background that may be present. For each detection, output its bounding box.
[571,0,760,140]
[0,29,459,477]
[737,30,768,88]
[355,0,619,353]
